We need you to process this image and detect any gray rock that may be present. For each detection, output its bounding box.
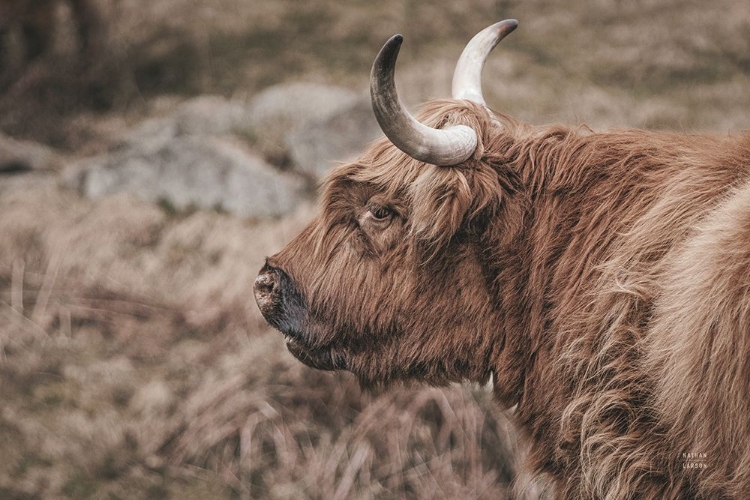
[70,85,380,216]
[248,82,359,129]
[80,136,304,218]
[115,116,178,155]
[0,133,59,173]
[173,95,251,136]
[115,95,251,154]
[286,97,381,179]
[247,82,360,170]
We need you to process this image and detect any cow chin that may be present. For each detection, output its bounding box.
[285,338,347,371]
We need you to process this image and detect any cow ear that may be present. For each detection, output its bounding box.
[410,165,503,249]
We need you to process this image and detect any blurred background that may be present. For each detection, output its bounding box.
[0,1,748,498]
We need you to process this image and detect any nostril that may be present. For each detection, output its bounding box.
[254,265,286,323]
[254,272,276,295]
[254,263,305,334]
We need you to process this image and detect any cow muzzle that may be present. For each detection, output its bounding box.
[254,262,346,371]
[254,262,306,337]
[254,264,281,318]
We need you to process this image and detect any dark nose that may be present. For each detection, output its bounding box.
[254,264,280,317]
[254,262,307,336]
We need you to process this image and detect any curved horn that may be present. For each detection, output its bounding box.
[370,35,478,166]
[452,19,518,105]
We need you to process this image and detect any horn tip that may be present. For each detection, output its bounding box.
[380,34,404,56]
[498,19,519,32]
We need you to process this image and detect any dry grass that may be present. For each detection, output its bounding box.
[0,0,749,498]
[0,182,530,499]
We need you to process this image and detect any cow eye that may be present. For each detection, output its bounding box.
[368,204,393,221]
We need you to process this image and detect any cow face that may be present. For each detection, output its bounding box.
[255,20,520,387]
[255,111,506,386]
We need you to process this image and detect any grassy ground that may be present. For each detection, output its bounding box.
[0,0,749,498]
[0,182,524,499]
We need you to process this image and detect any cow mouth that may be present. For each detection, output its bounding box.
[285,338,347,371]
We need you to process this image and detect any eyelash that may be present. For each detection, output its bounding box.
[369,204,392,220]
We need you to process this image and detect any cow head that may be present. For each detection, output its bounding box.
[255,21,522,389]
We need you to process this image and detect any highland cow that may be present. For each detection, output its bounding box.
[254,20,750,499]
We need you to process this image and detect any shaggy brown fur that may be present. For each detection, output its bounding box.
[263,98,750,498]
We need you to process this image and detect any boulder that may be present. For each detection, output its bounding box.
[115,116,177,155]
[248,82,359,130]
[173,95,251,137]
[247,82,360,171]
[78,136,304,218]
[286,97,381,179]
[0,133,59,173]
[69,84,380,216]
[115,95,251,154]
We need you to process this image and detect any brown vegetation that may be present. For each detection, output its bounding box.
[0,184,528,498]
